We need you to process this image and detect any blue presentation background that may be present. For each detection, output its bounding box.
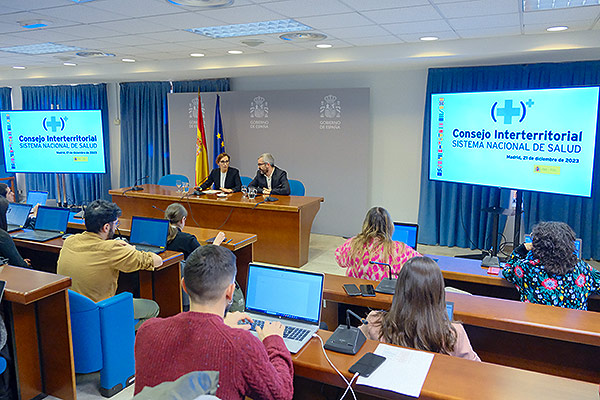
[0,110,105,173]
[430,87,599,197]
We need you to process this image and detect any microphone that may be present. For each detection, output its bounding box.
[152,205,165,213]
[324,308,367,355]
[264,195,278,202]
[131,175,149,191]
[370,261,397,295]
[346,309,368,328]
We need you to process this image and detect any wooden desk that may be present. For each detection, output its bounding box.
[1,265,76,400]
[11,233,185,318]
[67,217,256,294]
[322,274,600,383]
[431,254,600,311]
[109,184,323,267]
[293,331,598,400]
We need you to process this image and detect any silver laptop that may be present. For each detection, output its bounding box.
[12,206,69,242]
[242,263,324,354]
[129,216,169,254]
[6,203,33,232]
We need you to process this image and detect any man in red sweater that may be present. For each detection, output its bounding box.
[134,245,294,399]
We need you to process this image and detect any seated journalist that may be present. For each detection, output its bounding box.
[248,153,290,196]
[134,244,294,399]
[57,199,163,329]
[197,152,242,193]
[503,221,600,310]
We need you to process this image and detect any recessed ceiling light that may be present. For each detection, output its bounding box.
[546,26,568,32]
[64,62,77,66]
[70,0,97,3]
[280,32,327,42]
[240,39,264,47]
[315,44,332,48]
[166,0,233,7]
[12,66,26,70]
[122,58,136,62]
[188,19,313,39]
[18,19,50,29]
[0,42,84,55]
[228,50,243,54]
[76,51,115,58]
[190,53,205,57]
[523,0,600,11]
[420,36,439,41]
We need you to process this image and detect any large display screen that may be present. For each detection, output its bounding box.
[430,87,599,197]
[0,110,106,173]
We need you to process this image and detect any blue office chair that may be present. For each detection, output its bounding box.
[69,290,136,397]
[157,174,189,187]
[289,179,305,196]
[240,176,252,187]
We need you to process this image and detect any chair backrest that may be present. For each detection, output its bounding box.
[289,179,305,196]
[240,176,252,187]
[68,290,103,373]
[158,174,189,187]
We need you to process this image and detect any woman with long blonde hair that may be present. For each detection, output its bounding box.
[335,207,421,280]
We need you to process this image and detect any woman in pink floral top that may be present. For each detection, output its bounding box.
[335,207,421,280]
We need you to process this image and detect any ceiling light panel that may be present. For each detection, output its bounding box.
[0,42,84,54]
[523,0,600,11]
[187,19,313,38]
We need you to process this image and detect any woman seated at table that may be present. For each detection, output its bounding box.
[503,221,600,310]
[360,256,480,361]
[165,203,224,258]
[335,207,421,280]
[197,153,242,193]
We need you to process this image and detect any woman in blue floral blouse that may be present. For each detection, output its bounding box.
[503,221,600,310]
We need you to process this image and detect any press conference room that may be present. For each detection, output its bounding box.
[0,0,599,399]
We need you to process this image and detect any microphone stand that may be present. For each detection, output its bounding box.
[324,309,367,355]
[131,175,149,191]
[370,261,396,295]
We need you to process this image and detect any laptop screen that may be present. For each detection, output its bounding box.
[34,206,70,232]
[446,301,454,320]
[129,216,169,248]
[26,190,48,206]
[245,264,323,325]
[392,222,418,250]
[7,203,32,226]
[525,234,582,259]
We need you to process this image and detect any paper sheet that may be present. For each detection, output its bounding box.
[356,344,434,397]
[202,189,220,194]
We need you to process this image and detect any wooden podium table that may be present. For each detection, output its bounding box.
[1,265,75,400]
[321,274,600,383]
[109,184,323,267]
[293,331,598,400]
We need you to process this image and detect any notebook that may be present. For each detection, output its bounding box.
[6,203,33,232]
[129,216,169,254]
[525,234,582,259]
[242,263,324,354]
[12,206,70,242]
[26,190,48,207]
[392,222,419,250]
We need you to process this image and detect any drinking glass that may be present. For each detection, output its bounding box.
[248,187,256,200]
[241,186,248,198]
[183,182,189,193]
[175,180,182,193]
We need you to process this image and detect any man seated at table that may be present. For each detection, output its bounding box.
[57,199,162,329]
[249,153,290,195]
[134,245,293,400]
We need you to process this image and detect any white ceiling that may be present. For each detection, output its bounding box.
[1,0,600,82]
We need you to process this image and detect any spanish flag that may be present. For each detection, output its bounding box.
[195,92,210,186]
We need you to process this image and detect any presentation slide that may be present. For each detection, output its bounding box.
[430,87,599,197]
[0,110,106,173]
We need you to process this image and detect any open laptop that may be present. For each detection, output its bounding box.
[525,234,582,259]
[12,206,70,242]
[242,263,324,354]
[392,222,419,250]
[6,203,33,232]
[26,190,48,207]
[446,301,454,320]
[129,216,169,254]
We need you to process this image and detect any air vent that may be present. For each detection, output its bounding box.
[280,32,327,42]
[166,0,233,7]
[76,51,115,58]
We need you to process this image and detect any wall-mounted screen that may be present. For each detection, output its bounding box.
[0,110,106,173]
[430,86,599,197]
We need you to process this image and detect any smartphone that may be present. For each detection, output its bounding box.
[343,284,361,296]
[359,284,376,297]
[487,266,500,275]
[348,352,386,377]
[206,236,227,244]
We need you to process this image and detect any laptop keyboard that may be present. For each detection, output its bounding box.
[238,319,311,341]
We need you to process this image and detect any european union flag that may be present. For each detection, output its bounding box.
[213,94,225,169]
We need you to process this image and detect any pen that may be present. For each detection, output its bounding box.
[226,238,233,244]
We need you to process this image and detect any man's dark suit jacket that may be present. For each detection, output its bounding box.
[199,167,242,192]
[249,166,291,195]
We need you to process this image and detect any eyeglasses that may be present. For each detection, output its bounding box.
[257,162,267,167]
[219,159,230,164]
[113,219,120,227]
